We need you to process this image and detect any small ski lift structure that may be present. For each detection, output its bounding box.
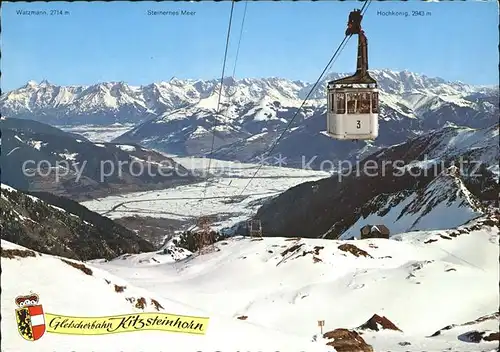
[247,218,262,238]
[326,8,379,140]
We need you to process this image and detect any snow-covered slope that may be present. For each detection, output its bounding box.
[362,123,500,202]
[1,71,483,124]
[0,80,155,125]
[1,240,331,352]
[335,166,484,240]
[0,183,154,260]
[116,71,497,164]
[4,213,496,351]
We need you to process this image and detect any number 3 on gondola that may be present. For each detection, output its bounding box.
[326,8,379,141]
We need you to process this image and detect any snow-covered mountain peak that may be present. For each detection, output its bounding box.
[367,69,474,95]
[414,165,483,210]
[423,166,481,209]
[335,165,485,240]
[442,164,460,177]
[39,79,51,87]
[24,80,38,88]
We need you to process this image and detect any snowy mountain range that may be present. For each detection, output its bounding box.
[2,70,497,167]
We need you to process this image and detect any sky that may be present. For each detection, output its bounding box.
[1,1,498,91]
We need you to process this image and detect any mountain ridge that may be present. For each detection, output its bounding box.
[332,166,485,240]
[2,69,498,170]
[2,69,495,125]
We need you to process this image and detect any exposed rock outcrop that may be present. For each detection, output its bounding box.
[357,314,402,332]
[323,328,374,352]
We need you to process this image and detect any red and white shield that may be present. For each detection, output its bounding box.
[27,305,46,340]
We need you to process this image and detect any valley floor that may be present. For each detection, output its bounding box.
[58,124,136,143]
[81,157,330,231]
[2,218,499,352]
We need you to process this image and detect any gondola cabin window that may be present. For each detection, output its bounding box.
[346,92,372,114]
[347,93,357,114]
[335,92,345,114]
[358,92,371,113]
[372,91,379,113]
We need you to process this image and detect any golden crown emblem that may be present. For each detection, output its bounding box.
[15,294,39,308]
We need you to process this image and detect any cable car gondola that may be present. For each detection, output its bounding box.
[327,9,379,141]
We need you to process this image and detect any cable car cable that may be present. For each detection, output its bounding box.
[191,0,248,231]
[191,1,371,232]
[231,0,248,81]
[193,0,235,228]
[326,36,349,73]
[216,0,249,99]
[203,0,235,195]
[236,0,371,198]
[241,40,350,222]
[236,36,350,196]
[235,37,354,197]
